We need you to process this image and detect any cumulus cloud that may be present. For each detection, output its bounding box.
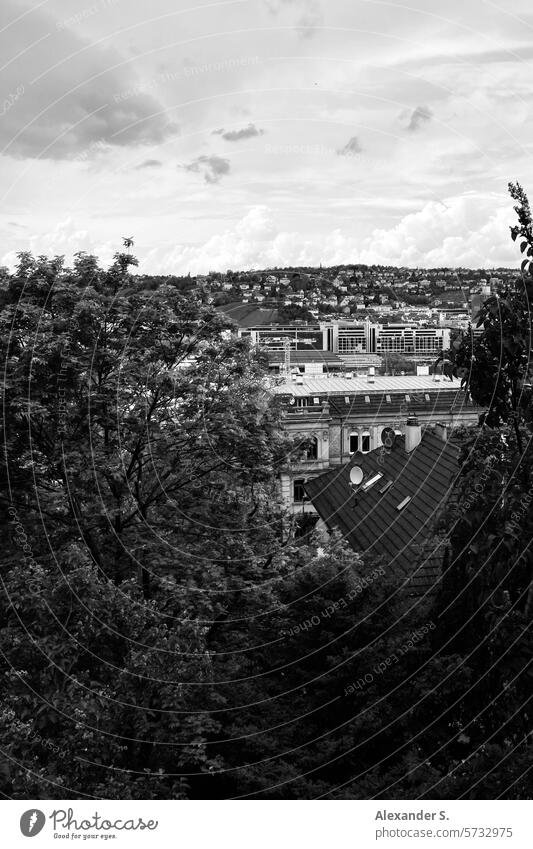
[337,136,362,156]
[183,154,230,183]
[407,105,433,132]
[138,195,517,274]
[213,123,265,141]
[0,0,176,159]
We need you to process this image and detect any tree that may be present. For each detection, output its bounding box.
[0,250,298,798]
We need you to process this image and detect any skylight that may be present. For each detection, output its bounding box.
[385,394,391,403]
[344,396,350,404]
[405,394,411,402]
[364,395,370,403]
[396,496,411,511]
[362,472,383,491]
[424,394,430,402]
[379,479,393,494]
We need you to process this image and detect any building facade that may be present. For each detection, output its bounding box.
[241,319,450,358]
[271,373,482,515]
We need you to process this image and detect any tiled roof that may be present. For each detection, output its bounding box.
[304,430,461,594]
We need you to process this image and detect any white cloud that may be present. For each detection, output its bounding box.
[138,194,519,273]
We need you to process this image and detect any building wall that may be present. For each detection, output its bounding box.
[281,405,478,513]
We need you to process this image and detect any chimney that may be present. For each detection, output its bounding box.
[405,415,422,453]
[434,422,447,442]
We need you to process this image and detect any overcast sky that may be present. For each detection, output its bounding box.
[1,0,532,272]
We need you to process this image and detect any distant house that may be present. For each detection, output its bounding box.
[305,419,461,595]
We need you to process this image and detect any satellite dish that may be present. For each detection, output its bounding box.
[289,396,296,405]
[350,466,364,486]
[381,427,396,450]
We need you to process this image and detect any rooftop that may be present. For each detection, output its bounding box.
[272,374,464,397]
[305,429,461,594]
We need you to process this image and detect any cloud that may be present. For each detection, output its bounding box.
[183,154,230,183]
[407,105,433,132]
[136,159,163,169]
[337,136,363,156]
[0,0,176,159]
[137,195,517,274]
[263,0,323,39]
[213,123,265,141]
[1,195,518,275]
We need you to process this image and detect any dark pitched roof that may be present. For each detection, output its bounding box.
[304,430,461,593]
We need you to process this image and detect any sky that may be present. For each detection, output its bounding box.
[1,0,533,273]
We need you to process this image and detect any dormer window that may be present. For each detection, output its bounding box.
[349,433,359,454]
[361,432,371,453]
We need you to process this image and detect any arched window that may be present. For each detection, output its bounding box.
[349,433,359,454]
[361,432,371,453]
[306,436,318,460]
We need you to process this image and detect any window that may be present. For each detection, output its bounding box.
[349,433,359,454]
[362,432,371,453]
[306,436,318,460]
[294,478,306,502]
[313,397,320,405]
[362,472,383,491]
[396,496,411,511]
